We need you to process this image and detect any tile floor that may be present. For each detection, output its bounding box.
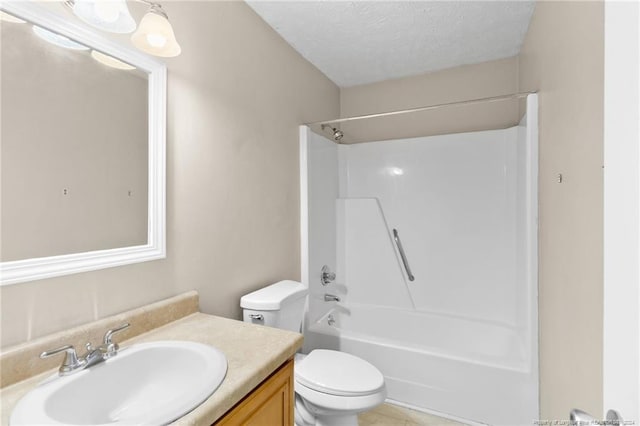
[358,403,467,426]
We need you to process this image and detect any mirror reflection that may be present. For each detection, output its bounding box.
[1,11,149,262]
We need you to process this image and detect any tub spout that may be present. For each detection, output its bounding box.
[324,294,340,302]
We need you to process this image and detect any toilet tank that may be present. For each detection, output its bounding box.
[240,280,308,332]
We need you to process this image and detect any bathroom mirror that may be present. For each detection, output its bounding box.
[0,2,166,285]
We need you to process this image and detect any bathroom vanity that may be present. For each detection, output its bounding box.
[0,292,302,425]
[217,359,294,425]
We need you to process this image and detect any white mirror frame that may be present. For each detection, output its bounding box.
[0,1,166,285]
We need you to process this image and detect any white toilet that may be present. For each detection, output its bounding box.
[241,280,386,426]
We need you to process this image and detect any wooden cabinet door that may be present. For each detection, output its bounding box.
[216,359,294,426]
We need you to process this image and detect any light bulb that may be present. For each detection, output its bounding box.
[131,7,181,57]
[73,0,136,33]
[33,26,89,50]
[146,33,167,48]
[91,50,136,70]
[94,1,120,23]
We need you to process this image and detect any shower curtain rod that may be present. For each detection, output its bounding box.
[305,91,537,127]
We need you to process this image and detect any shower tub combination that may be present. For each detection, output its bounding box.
[300,95,538,425]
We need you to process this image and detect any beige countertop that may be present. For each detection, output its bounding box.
[0,312,303,425]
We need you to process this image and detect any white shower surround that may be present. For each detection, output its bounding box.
[300,95,538,425]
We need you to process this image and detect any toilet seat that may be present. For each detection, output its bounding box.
[294,350,385,397]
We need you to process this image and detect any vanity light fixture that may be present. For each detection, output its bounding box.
[2,8,137,72]
[0,10,26,23]
[72,0,136,34]
[91,50,136,70]
[33,25,90,50]
[131,4,181,57]
[64,0,181,57]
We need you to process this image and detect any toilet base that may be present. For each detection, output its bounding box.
[295,394,362,426]
[315,413,358,426]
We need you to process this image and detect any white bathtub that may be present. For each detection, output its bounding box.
[304,303,538,425]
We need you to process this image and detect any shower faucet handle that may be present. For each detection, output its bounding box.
[321,265,336,285]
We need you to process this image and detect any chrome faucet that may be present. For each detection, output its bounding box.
[324,294,340,302]
[40,323,130,376]
[100,323,130,359]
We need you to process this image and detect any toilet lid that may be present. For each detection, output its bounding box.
[295,350,385,397]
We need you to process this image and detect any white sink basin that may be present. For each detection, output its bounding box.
[10,341,227,425]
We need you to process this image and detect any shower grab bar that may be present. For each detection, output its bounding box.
[393,229,415,282]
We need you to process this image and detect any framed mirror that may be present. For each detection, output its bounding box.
[0,2,166,285]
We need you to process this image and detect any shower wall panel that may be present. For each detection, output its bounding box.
[338,128,524,327]
[300,127,339,343]
[336,198,415,309]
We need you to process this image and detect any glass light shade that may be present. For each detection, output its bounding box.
[131,10,181,57]
[73,0,136,34]
[0,11,26,23]
[33,26,89,50]
[91,50,136,70]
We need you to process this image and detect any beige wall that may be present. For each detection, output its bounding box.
[0,1,339,348]
[519,1,604,418]
[338,57,520,143]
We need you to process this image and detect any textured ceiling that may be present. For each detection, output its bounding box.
[246,1,535,87]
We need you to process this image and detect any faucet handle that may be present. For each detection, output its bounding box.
[40,345,86,375]
[83,342,99,357]
[321,265,336,286]
[101,323,130,358]
[103,323,130,345]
